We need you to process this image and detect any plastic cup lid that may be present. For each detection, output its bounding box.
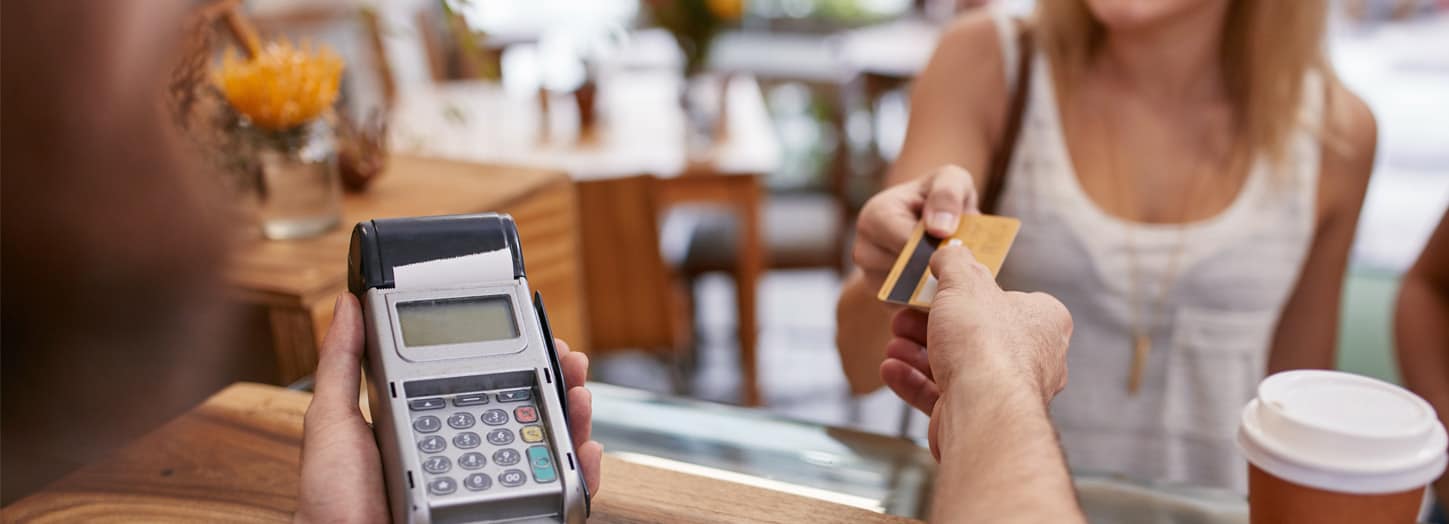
[1237,370,1447,494]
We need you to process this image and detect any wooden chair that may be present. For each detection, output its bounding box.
[576,176,696,390]
[412,4,505,82]
[675,190,847,274]
[673,78,857,279]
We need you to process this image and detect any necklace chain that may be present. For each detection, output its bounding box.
[1097,103,1214,395]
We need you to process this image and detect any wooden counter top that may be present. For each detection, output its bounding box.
[2,383,916,523]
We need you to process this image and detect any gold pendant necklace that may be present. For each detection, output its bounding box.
[1120,215,1190,395]
[1099,106,1211,396]
[1128,333,1151,394]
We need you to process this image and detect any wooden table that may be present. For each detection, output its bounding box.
[710,20,943,205]
[392,71,779,405]
[1,383,914,523]
[228,154,588,385]
[833,18,939,81]
[390,71,779,180]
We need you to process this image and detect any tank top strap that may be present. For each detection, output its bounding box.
[1284,68,1327,232]
[989,7,1021,93]
[1300,70,1327,132]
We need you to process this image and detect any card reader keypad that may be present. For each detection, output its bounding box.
[408,387,559,498]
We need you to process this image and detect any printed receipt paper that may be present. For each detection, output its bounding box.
[877,214,1021,309]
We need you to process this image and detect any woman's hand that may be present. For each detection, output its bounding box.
[294,294,603,523]
[853,165,981,293]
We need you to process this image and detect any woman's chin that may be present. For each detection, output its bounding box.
[1083,0,1223,32]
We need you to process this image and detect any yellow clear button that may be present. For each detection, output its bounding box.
[521,425,545,443]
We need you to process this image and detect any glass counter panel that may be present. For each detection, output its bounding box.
[589,383,1248,521]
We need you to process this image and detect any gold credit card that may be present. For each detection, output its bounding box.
[877,214,1021,308]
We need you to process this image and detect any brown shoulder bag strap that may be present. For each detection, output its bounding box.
[979,26,1035,215]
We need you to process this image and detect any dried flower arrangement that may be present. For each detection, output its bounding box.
[214,40,344,131]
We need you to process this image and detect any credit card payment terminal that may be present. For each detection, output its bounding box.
[348,213,589,524]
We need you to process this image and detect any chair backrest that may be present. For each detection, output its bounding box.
[412,5,503,82]
[575,176,688,354]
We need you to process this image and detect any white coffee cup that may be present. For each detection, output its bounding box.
[1237,370,1447,524]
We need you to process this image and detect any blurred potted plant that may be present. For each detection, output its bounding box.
[213,40,346,240]
[647,0,744,77]
[169,10,264,232]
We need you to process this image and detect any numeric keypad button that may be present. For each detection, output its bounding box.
[486,428,515,446]
[458,452,486,470]
[493,448,521,466]
[464,473,492,491]
[412,415,441,433]
[422,455,452,474]
[481,409,508,426]
[418,435,446,454]
[498,469,527,488]
[453,431,481,449]
[447,412,475,430]
[428,477,457,496]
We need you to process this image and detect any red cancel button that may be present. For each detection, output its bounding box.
[514,406,538,423]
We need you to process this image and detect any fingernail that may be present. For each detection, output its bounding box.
[928,212,959,234]
[946,239,963,248]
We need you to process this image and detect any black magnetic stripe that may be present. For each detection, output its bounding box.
[887,235,943,302]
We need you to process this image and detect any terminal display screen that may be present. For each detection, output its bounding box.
[397,296,519,347]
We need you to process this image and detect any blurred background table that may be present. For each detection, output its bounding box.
[832,18,938,81]
[227,154,588,385]
[390,71,778,179]
[391,70,781,405]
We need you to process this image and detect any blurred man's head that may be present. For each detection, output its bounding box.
[1,0,248,503]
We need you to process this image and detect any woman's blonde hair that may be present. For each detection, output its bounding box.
[1035,0,1332,165]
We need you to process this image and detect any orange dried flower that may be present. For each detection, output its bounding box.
[215,40,344,131]
[707,0,745,20]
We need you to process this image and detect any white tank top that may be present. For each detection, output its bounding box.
[988,11,1323,492]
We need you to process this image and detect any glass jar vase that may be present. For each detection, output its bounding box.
[680,72,729,161]
[246,118,341,240]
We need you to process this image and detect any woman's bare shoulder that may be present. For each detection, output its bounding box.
[938,11,1010,66]
[910,11,1014,149]
[929,11,1011,102]
[1318,77,1378,217]
[1324,80,1378,170]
